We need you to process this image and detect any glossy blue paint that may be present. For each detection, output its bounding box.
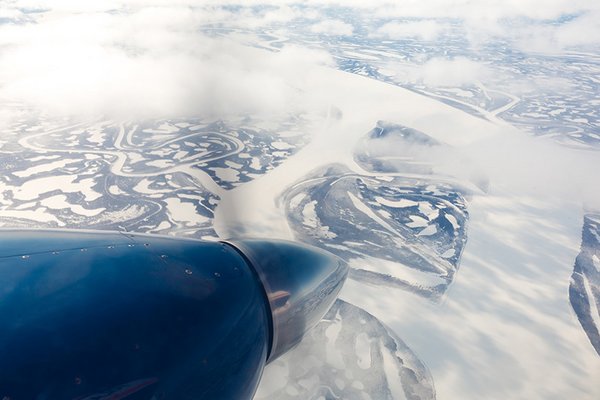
[0,230,270,399]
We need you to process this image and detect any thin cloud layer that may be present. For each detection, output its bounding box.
[373,20,449,41]
[1,0,598,122]
[417,57,492,87]
[310,20,354,36]
[379,57,493,88]
[0,3,332,120]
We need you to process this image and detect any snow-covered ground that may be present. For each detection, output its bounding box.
[1,3,600,398]
[244,64,600,400]
[2,54,599,399]
[342,194,600,399]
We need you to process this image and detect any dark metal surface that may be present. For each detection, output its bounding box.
[225,239,349,362]
[0,230,270,399]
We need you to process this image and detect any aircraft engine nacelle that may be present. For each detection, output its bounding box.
[0,230,348,399]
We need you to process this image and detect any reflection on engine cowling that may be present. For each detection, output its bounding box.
[224,239,349,362]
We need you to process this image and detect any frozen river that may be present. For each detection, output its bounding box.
[1,54,599,400]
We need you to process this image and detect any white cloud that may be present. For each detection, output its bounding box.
[0,4,332,120]
[184,0,600,52]
[373,20,448,41]
[555,13,600,48]
[372,0,599,21]
[371,0,600,51]
[430,129,600,206]
[309,19,354,36]
[419,57,491,87]
[385,57,492,87]
[509,13,600,53]
[0,0,597,124]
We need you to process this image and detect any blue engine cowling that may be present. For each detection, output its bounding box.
[0,230,348,399]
